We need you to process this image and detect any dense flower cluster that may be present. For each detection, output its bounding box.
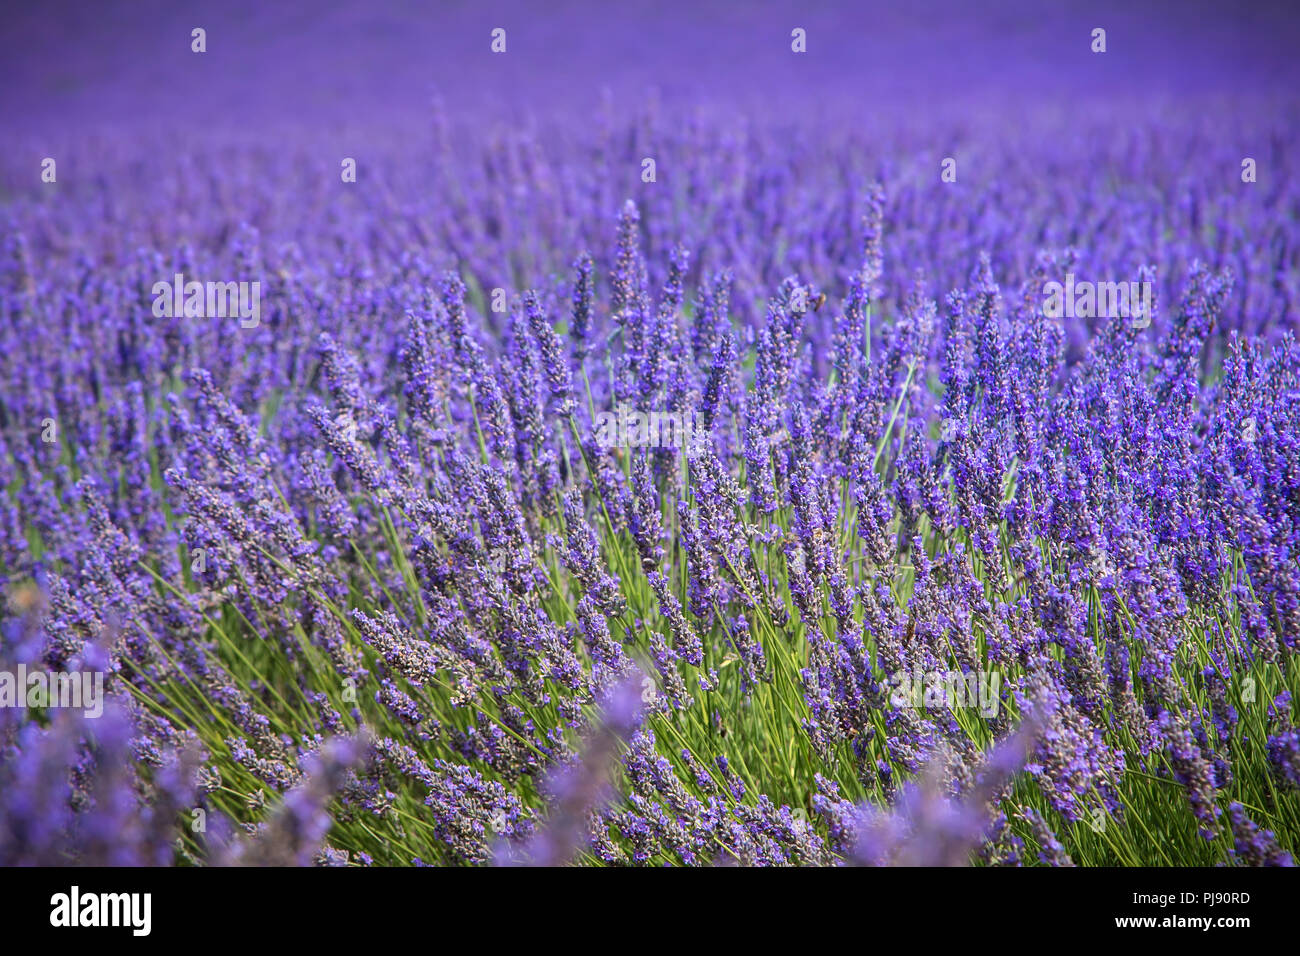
[1,81,1298,866]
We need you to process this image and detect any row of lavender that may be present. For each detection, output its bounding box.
[1,102,1298,864]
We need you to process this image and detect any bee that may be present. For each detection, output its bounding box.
[810,291,827,312]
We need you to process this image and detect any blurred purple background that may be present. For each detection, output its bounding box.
[4,0,1299,136]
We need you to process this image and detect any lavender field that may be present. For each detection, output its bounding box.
[2,1,1299,868]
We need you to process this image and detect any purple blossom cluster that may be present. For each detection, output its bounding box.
[1,3,1299,868]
